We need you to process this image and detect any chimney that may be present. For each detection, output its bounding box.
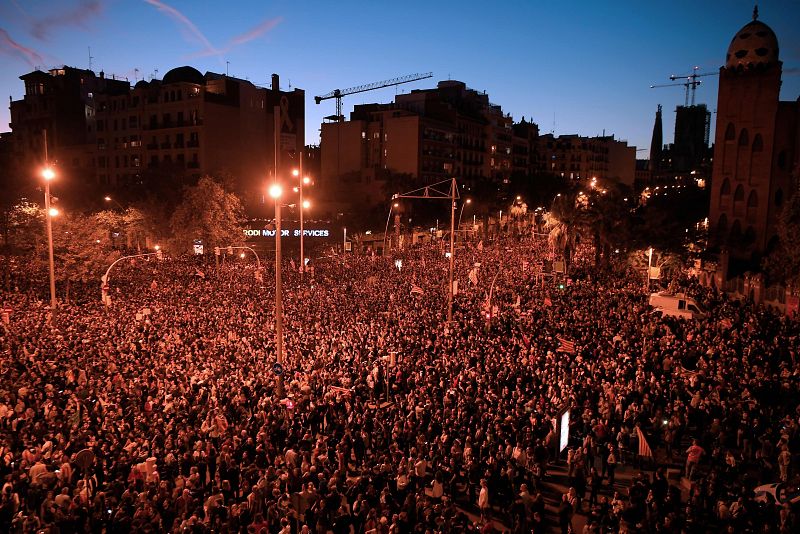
[271,73,279,92]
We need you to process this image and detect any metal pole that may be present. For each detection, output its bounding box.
[275,200,284,398]
[447,178,456,323]
[274,104,284,398]
[43,130,57,313]
[299,150,304,280]
[383,203,394,255]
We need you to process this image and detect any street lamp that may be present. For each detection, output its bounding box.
[383,200,400,254]
[104,196,124,210]
[269,182,284,397]
[458,198,472,231]
[42,166,57,313]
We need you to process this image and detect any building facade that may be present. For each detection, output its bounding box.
[536,133,636,186]
[319,81,536,207]
[8,66,304,208]
[709,10,799,260]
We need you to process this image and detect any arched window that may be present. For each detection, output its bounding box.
[752,134,763,152]
[733,185,745,216]
[717,213,728,238]
[719,178,731,209]
[739,128,749,146]
[725,123,736,141]
[778,150,787,170]
[775,188,784,208]
[746,190,758,223]
[729,219,743,246]
[744,226,756,245]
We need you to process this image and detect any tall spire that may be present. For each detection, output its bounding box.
[649,104,663,174]
[753,3,758,20]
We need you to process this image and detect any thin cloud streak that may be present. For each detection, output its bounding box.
[186,16,282,59]
[30,0,105,41]
[0,28,44,67]
[143,0,219,56]
[229,17,282,47]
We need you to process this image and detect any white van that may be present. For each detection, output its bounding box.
[648,292,704,319]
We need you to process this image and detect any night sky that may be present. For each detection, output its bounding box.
[1,0,799,157]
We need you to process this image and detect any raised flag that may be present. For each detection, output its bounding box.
[521,332,531,348]
[469,268,478,286]
[636,426,653,457]
[411,284,424,296]
[720,318,733,329]
[290,258,296,271]
[477,240,483,251]
[557,336,576,354]
[544,295,553,307]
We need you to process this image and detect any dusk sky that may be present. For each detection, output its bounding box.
[1,0,799,158]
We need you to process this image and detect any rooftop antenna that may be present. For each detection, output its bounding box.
[226,60,229,76]
[88,47,94,71]
[134,68,139,82]
[154,68,159,79]
[552,112,556,134]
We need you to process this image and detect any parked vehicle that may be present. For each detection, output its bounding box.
[648,292,705,319]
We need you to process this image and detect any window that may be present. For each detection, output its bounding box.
[733,185,745,216]
[739,128,749,146]
[724,123,735,141]
[752,134,763,152]
[746,190,758,223]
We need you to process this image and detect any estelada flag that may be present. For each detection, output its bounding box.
[636,426,653,457]
[469,269,479,286]
[557,336,576,354]
[410,284,424,296]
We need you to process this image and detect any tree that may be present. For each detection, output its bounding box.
[169,175,245,254]
[763,191,800,284]
[50,212,122,302]
[0,200,45,290]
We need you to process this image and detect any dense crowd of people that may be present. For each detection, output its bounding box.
[0,234,799,533]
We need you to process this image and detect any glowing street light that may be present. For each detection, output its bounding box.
[269,183,283,199]
[42,163,57,313]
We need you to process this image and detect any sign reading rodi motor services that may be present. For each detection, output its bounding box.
[243,228,331,238]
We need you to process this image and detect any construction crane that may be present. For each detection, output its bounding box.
[315,72,433,122]
[650,66,719,106]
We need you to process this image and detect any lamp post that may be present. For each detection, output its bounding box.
[42,165,57,314]
[383,200,400,254]
[292,167,312,279]
[103,196,124,210]
[269,183,284,397]
[457,198,472,231]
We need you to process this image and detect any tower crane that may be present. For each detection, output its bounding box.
[315,72,433,122]
[650,66,719,106]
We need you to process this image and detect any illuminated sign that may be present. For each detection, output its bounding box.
[244,228,330,238]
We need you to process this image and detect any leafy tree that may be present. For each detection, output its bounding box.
[1,200,45,290]
[169,175,246,254]
[763,191,800,284]
[50,212,122,302]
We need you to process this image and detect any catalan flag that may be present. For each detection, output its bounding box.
[544,295,553,307]
[410,284,424,296]
[557,336,576,354]
[636,426,653,457]
[469,268,479,286]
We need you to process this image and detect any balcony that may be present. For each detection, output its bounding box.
[187,139,199,148]
[174,141,185,149]
[187,161,200,169]
[160,142,171,149]
[146,143,158,150]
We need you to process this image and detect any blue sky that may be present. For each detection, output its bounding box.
[1,0,799,157]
